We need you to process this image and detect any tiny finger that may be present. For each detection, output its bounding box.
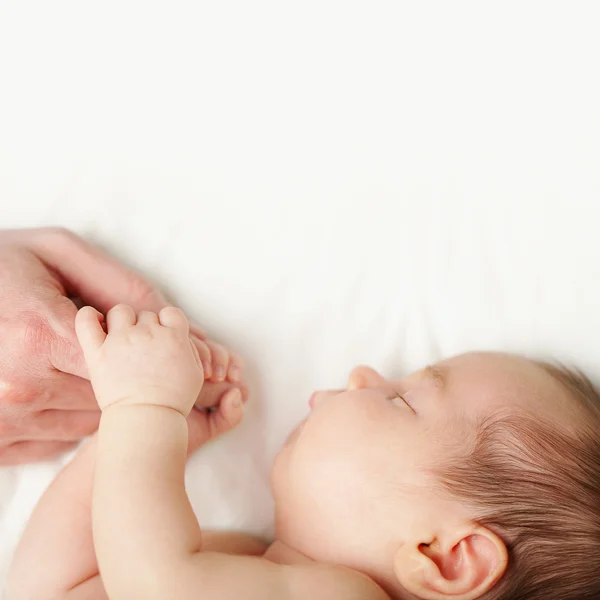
[107,304,136,332]
[75,306,107,353]
[159,307,189,334]
[137,310,159,326]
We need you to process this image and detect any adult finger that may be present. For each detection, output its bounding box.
[206,389,244,439]
[75,307,106,355]
[189,323,207,340]
[107,304,136,332]
[29,409,101,441]
[45,295,89,379]
[0,440,77,466]
[25,228,169,314]
[190,338,213,379]
[227,351,245,383]
[186,389,243,453]
[0,409,100,443]
[194,381,249,410]
[206,341,229,383]
[42,373,98,410]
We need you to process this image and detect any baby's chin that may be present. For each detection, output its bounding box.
[283,417,308,448]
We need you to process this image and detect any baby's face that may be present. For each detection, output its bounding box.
[271,352,577,581]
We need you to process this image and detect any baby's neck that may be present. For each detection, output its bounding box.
[264,539,315,565]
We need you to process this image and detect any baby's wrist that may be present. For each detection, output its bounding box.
[97,389,195,417]
[101,398,191,419]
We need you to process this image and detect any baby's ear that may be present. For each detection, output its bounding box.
[347,365,385,390]
[393,526,508,600]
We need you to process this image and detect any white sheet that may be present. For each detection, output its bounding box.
[1,1,600,595]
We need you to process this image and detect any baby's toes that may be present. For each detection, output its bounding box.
[206,340,229,382]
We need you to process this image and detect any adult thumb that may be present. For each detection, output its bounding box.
[47,296,89,379]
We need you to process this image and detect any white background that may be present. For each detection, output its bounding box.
[1,1,600,595]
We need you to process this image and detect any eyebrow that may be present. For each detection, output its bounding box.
[424,365,446,389]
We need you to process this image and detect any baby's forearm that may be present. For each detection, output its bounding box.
[94,405,203,599]
[8,439,101,600]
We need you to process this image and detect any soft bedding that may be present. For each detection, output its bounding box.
[1,2,599,596]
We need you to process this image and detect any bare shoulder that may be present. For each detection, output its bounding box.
[284,563,391,600]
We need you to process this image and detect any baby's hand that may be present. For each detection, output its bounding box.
[75,305,203,416]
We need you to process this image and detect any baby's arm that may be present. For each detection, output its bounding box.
[8,437,108,600]
[76,305,264,599]
[77,305,381,600]
[94,404,205,596]
[9,431,265,600]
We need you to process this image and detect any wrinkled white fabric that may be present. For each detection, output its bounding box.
[1,1,600,595]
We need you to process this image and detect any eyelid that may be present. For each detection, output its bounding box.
[390,390,416,414]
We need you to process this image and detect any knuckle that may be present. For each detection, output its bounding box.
[0,378,36,407]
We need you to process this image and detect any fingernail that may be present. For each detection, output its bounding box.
[230,389,242,408]
[215,366,225,381]
[228,366,241,382]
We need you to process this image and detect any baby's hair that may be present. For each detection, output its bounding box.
[438,362,600,600]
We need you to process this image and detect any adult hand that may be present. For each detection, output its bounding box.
[0,228,244,465]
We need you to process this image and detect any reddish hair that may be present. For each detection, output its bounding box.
[438,363,600,599]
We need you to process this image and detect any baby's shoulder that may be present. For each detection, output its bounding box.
[284,563,391,600]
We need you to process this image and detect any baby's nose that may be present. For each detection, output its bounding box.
[308,389,343,409]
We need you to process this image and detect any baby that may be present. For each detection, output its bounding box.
[8,305,600,600]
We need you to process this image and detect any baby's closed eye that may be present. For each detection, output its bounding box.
[389,391,416,414]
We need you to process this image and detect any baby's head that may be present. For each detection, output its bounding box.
[271,352,600,599]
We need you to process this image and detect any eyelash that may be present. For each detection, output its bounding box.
[390,391,416,413]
